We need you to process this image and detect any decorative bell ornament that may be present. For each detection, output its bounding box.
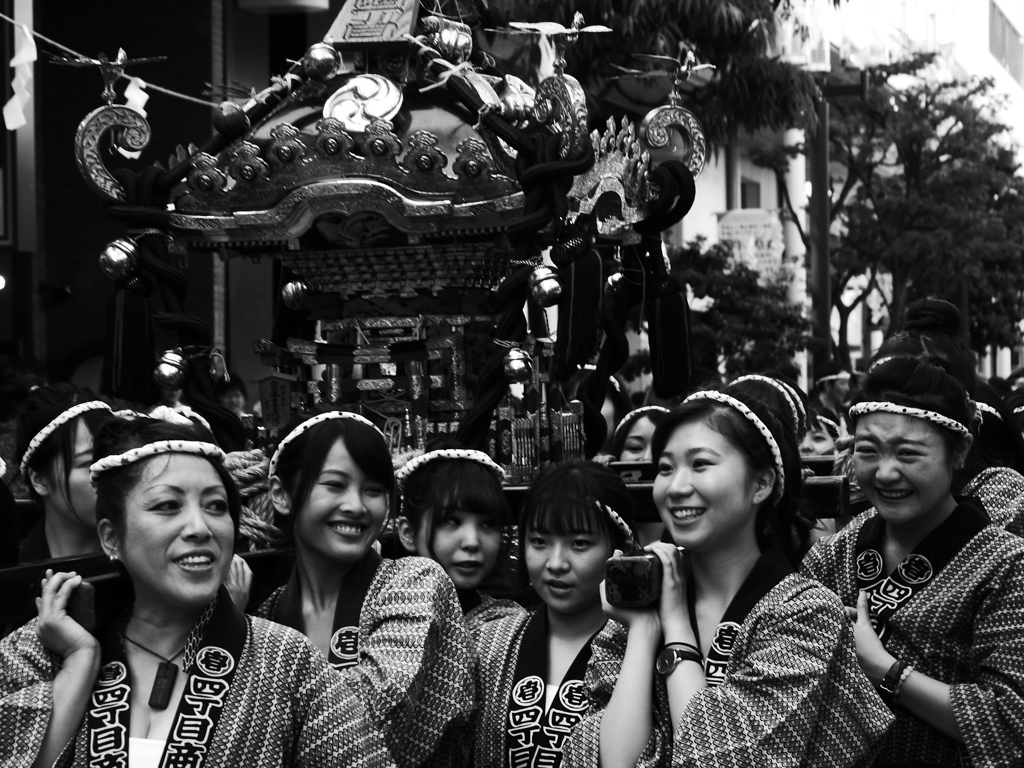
[213,102,250,138]
[99,239,138,281]
[503,348,533,383]
[529,266,562,307]
[153,351,187,390]
[605,271,624,301]
[281,280,309,311]
[302,43,342,80]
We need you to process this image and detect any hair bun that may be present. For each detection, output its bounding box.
[905,298,961,335]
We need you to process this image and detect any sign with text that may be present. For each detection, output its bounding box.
[718,209,787,285]
[325,0,420,50]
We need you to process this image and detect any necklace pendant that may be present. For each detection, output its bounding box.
[149,660,178,710]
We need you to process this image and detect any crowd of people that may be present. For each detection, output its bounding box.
[1,296,1023,767]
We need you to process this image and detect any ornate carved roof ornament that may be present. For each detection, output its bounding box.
[74,0,708,469]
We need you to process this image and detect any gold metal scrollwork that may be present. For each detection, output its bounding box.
[639,105,706,180]
[74,105,152,202]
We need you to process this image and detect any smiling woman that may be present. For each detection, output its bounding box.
[254,408,474,768]
[802,357,1024,766]
[566,386,892,768]
[0,417,396,768]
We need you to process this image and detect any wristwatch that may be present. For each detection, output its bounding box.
[656,643,703,676]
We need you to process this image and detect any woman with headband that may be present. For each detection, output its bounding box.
[611,406,671,546]
[611,406,673,463]
[801,357,1024,766]
[395,443,522,633]
[255,408,473,768]
[472,460,637,768]
[15,384,115,562]
[567,385,891,768]
[0,416,394,767]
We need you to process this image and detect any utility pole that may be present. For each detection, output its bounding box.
[809,71,869,378]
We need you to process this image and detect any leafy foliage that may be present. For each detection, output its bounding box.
[827,55,1024,353]
[668,238,812,376]
[752,54,1024,360]
[479,0,820,144]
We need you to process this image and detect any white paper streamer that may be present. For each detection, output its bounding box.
[3,24,37,131]
[118,76,149,158]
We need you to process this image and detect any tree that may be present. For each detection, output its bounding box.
[755,54,1024,362]
[480,0,829,144]
[669,238,813,376]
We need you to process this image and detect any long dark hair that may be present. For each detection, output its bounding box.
[651,386,812,564]
[92,417,242,534]
[271,409,394,541]
[16,384,112,506]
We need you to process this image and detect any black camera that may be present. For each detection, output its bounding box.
[604,547,684,609]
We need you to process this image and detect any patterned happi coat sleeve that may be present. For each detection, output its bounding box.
[470,610,531,768]
[962,467,1024,538]
[419,595,526,768]
[0,619,64,768]
[670,578,889,768]
[563,618,664,768]
[248,620,390,768]
[348,557,475,768]
[948,547,1024,767]
[799,510,867,595]
[465,594,526,645]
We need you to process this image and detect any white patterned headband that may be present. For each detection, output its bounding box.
[268,411,386,478]
[816,416,841,437]
[818,371,851,384]
[975,402,1003,422]
[732,375,801,435]
[868,355,897,372]
[613,406,671,442]
[90,440,226,482]
[20,401,112,476]
[395,448,505,492]
[596,501,635,546]
[848,401,969,436]
[682,391,785,501]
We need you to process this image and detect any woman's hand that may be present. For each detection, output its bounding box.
[225,555,253,611]
[647,542,691,640]
[846,590,896,685]
[35,570,99,660]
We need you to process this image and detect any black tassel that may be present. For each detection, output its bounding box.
[101,288,155,404]
[549,225,602,380]
[642,237,692,399]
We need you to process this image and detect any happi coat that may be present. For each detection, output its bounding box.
[961,466,1024,538]
[255,555,474,768]
[420,590,527,768]
[463,591,525,645]
[801,506,1024,767]
[564,563,893,768]
[0,601,392,768]
[470,605,606,768]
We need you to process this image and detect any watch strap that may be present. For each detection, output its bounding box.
[878,659,906,705]
[656,643,703,676]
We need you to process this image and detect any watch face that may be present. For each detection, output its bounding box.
[655,648,677,676]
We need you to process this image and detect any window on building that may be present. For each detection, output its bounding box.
[990,1,1024,85]
[740,177,761,209]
